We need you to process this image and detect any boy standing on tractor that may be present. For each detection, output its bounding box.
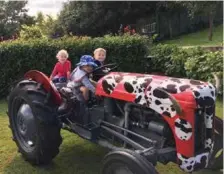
[50,49,71,83]
[61,55,98,101]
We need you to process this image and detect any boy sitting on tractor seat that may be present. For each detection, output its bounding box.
[61,55,98,102]
[50,49,71,83]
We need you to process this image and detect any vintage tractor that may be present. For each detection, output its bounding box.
[7,64,223,174]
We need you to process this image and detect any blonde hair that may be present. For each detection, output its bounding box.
[93,48,106,55]
[56,49,69,59]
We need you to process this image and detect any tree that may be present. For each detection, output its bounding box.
[156,2,183,39]
[19,25,45,40]
[19,13,36,26]
[182,1,222,41]
[0,1,29,38]
[36,12,45,28]
[57,1,157,36]
[34,13,61,38]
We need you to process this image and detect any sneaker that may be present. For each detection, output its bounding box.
[61,87,72,93]
[60,87,73,99]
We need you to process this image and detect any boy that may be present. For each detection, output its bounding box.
[93,48,106,66]
[92,48,111,81]
[61,55,98,101]
[50,49,71,83]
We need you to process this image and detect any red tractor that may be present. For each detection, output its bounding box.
[7,64,223,174]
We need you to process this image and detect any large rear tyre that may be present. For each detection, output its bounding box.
[102,149,158,174]
[8,80,62,165]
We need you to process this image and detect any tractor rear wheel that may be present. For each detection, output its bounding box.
[8,80,62,165]
[102,149,158,174]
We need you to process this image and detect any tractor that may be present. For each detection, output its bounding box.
[7,63,223,174]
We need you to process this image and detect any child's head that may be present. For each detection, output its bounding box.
[77,55,98,73]
[93,48,106,62]
[56,49,69,63]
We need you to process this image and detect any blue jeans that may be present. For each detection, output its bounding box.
[52,77,67,83]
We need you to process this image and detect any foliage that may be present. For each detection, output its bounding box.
[0,34,149,97]
[149,44,188,77]
[149,44,223,95]
[19,25,45,40]
[185,48,223,79]
[31,12,64,38]
[185,48,223,95]
[57,1,157,36]
[181,1,222,18]
[181,1,223,41]
[0,1,32,37]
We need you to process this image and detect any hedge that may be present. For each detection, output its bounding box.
[0,35,149,97]
[148,44,223,95]
[0,36,222,98]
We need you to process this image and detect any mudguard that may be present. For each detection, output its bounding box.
[24,70,62,105]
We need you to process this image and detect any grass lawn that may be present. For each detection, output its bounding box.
[162,24,223,47]
[0,99,223,174]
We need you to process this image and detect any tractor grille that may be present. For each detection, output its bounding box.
[194,108,206,153]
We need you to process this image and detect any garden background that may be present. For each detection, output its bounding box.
[0,1,223,174]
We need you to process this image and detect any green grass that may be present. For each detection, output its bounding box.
[0,99,223,174]
[162,24,223,47]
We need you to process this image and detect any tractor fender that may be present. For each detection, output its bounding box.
[24,70,62,105]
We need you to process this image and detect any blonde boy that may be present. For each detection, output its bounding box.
[50,49,71,83]
[93,48,106,66]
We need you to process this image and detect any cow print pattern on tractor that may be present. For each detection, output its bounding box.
[192,83,216,108]
[177,153,209,172]
[174,118,193,141]
[102,74,122,95]
[100,73,216,172]
[101,74,216,118]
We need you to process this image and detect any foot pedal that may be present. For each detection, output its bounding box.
[71,123,100,141]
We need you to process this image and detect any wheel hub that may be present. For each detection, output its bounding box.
[16,104,36,149]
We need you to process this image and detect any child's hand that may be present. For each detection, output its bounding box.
[114,76,122,83]
[102,67,111,73]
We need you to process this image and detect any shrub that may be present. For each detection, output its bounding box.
[0,35,149,97]
[185,48,223,80]
[185,48,223,95]
[149,44,188,77]
[19,25,45,40]
[148,44,223,95]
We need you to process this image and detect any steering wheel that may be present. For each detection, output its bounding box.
[92,63,119,74]
[91,63,119,82]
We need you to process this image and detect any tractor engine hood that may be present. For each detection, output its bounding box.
[96,72,216,117]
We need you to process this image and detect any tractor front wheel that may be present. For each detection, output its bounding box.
[102,149,158,174]
[8,80,62,165]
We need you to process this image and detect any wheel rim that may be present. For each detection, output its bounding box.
[15,103,37,151]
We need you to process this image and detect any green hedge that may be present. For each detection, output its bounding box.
[148,44,223,95]
[149,44,189,78]
[0,35,149,97]
[0,37,222,98]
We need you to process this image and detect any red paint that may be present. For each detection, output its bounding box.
[24,70,62,105]
[96,72,200,158]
